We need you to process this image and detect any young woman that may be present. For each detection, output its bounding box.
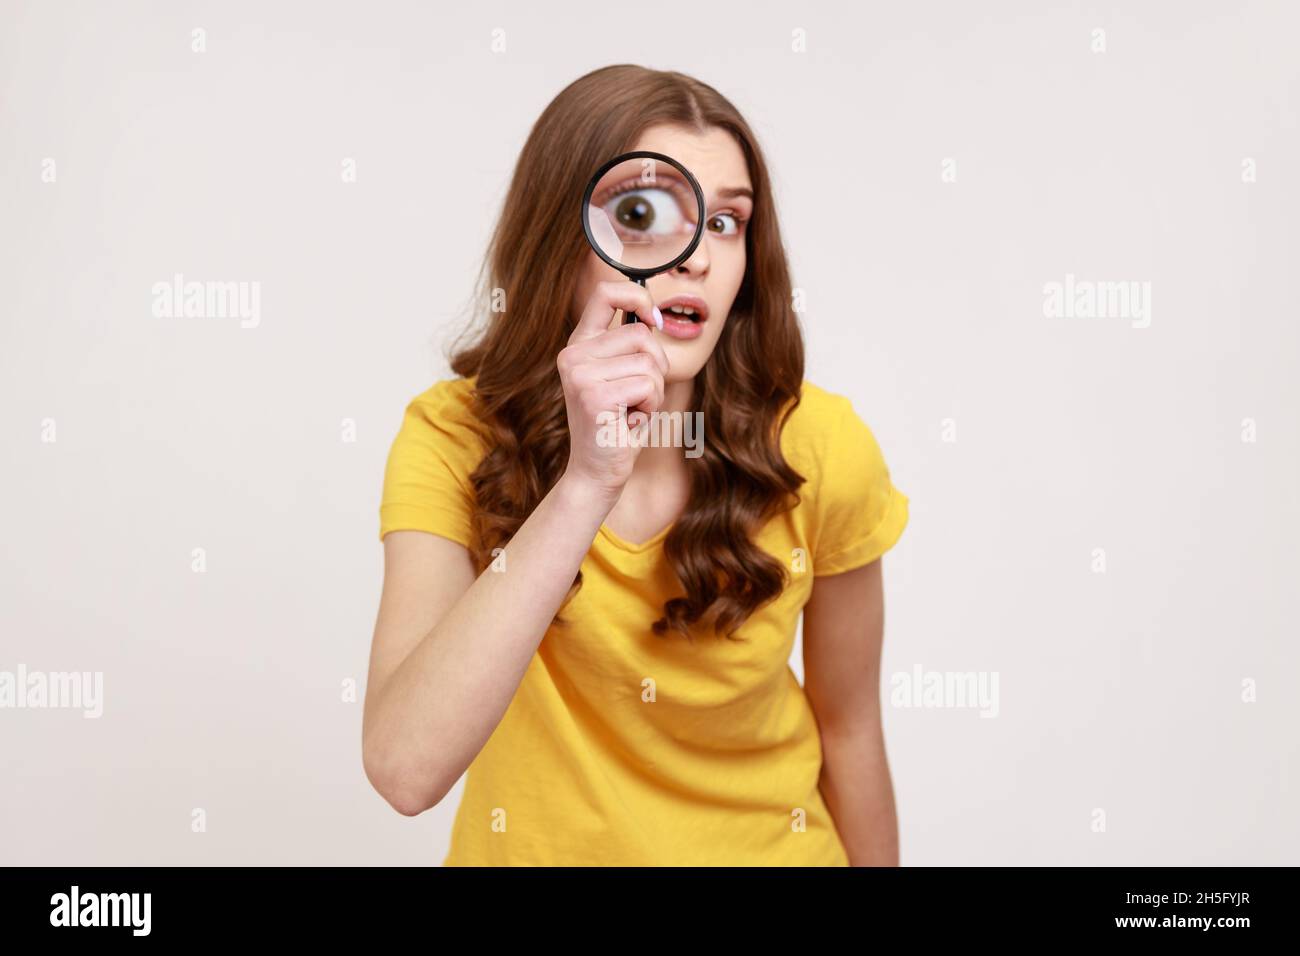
[362,64,910,866]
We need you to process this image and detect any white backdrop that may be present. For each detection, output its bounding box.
[1,0,1296,865]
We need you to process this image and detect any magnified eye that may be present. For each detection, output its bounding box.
[706,212,740,235]
[604,188,687,239]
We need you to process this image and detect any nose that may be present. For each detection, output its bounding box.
[674,232,711,276]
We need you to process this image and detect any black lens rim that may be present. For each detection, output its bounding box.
[580,150,708,280]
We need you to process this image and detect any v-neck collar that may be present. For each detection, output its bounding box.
[597,521,674,554]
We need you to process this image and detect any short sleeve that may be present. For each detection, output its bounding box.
[378,381,484,546]
[812,398,909,575]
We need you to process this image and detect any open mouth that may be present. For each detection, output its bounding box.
[657,295,709,324]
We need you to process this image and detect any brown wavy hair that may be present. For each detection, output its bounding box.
[447,64,806,641]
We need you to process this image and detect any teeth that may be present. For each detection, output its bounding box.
[667,305,697,317]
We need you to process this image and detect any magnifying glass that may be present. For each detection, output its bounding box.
[581,151,707,326]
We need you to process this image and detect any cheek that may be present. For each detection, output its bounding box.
[716,238,746,288]
[710,241,747,311]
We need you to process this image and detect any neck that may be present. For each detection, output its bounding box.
[659,377,695,415]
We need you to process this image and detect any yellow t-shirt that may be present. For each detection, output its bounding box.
[378,376,909,866]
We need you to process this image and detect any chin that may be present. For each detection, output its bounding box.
[665,338,717,374]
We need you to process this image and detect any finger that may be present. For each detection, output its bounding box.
[571,351,664,385]
[603,374,663,418]
[573,321,670,375]
[571,280,658,344]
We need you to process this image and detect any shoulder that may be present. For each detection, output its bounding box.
[781,380,908,572]
[403,375,481,428]
[396,376,488,449]
[379,376,488,543]
[385,375,490,481]
[779,380,876,475]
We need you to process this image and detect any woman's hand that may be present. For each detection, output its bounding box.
[558,280,670,498]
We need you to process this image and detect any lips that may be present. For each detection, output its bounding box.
[656,294,710,324]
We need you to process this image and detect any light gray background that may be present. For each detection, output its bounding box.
[2,0,1296,865]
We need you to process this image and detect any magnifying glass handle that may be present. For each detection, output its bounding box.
[623,276,648,325]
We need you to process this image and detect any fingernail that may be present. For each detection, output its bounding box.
[652,306,663,330]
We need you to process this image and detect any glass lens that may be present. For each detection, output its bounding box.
[584,157,702,272]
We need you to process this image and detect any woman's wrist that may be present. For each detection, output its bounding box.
[554,469,622,521]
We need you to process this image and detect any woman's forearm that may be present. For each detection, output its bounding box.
[364,471,617,815]
[818,718,900,866]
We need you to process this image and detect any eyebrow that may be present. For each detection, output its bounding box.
[713,186,754,201]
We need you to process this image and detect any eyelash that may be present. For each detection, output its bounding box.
[708,211,748,234]
[595,181,750,234]
[595,179,691,207]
